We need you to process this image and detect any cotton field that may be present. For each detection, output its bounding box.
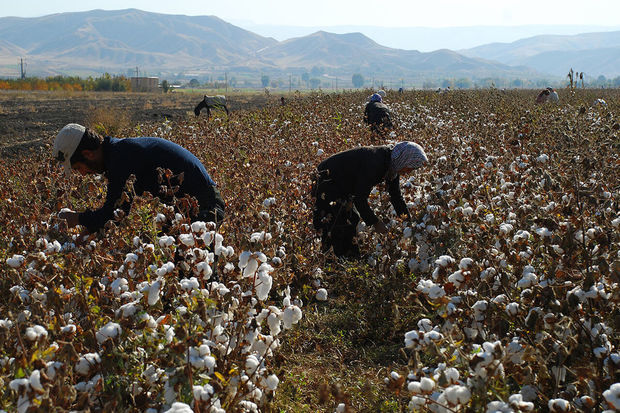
[0,88,618,412]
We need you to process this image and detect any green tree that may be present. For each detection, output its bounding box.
[188,79,200,88]
[161,80,170,93]
[261,75,270,88]
[455,78,472,89]
[352,73,364,88]
[309,78,321,89]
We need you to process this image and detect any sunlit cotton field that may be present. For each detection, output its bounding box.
[0,88,619,412]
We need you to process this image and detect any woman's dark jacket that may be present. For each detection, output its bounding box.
[78,136,224,233]
[363,101,392,127]
[315,146,409,227]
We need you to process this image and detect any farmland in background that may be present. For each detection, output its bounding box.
[0,88,618,412]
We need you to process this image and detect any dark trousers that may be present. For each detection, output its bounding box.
[312,174,360,258]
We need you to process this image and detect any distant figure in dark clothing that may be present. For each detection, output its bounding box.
[364,93,393,134]
[280,96,286,105]
[53,123,225,235]
[312,141,428,258]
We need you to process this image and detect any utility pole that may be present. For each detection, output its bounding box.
[135,66,139,77]
[225,72,228,93]
[19,58,26,79]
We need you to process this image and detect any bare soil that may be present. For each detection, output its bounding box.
[0,90,273,155]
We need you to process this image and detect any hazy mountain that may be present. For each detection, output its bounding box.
[0,8,566,80]
[252,31,528,78]
[231,22,620,52]
[461,31,620,76]
[0,9,278,73]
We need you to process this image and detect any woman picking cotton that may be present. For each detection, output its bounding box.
[312,141,428,258]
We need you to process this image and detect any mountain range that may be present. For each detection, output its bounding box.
[0,9,618,81]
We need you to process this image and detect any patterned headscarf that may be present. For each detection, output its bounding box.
[369,93,382,103]
[388,141,428,179]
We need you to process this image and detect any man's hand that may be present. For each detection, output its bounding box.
[58,209,80,228]
[374,220,388,234]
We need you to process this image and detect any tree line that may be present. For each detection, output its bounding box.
[0,74,131,91]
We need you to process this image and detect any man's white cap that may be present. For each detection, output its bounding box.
[53,123,85,176]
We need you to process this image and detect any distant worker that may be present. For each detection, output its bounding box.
[536,87,559,104]
[312,141,428,258]
[363,93,393,134]
[54,124,225,236]
[194,95,229,118]
[398,87,404,94]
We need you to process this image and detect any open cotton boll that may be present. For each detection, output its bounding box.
[265,374,279,391]
[316,288,328,301]
[238,251,251,269]
[245,354,260,374]
[25,325,48,341]
[178,233,195,247]
[164,402,194,413]
[191,221,207,233]
[443,385,471,405]
[243,258,259,278]
[142,279,164,306]
[6,254,25,268]
[193,384,214,401]
[96,322,122,344]
[255,272,273,301]
[281,306,302,329]
[317,148,324,156]
[603,383,620,410]
[537,154,549,163]
[263,197,276,207]
[194,261,212,280]
[548,398,570,412]
[158,235,175,248]
[180,277,200,291]
[75,352,101,376]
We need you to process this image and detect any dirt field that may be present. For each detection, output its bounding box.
[0,90,274,155]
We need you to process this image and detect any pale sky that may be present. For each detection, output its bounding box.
[2,0,620,27]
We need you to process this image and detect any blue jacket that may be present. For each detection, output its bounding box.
[78,136,223,233]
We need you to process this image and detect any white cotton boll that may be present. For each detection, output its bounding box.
[245,355,260,374]
[110,277,129,295]
[6,254,25,268]
[517,272,537,289]
[178,233,195,247]
[537,154,549,163]
[266,374,279,391]
[25,325,48,341]
[435,255,454,267]
[238,251,251,269]
[506,302,519,316]
[255,272,273,301]
[96,322,122,344]
[417,318,433,332]
[317,148,324,156]
[62,324,77,334]
[535,227,553,237]
[243,258,259,278]
[143,279,163,306]
[180,277,200,291]
[419,377,435,393]
[163,402,194,413]
[281,306,302,329]
[548,398,570,412]
[448,270,465,287]
[75,353,101,376]
[191,221,207,233]
[194,261,213,279]
[603,383,620,409]
[29,369,43,392]
[443,385,471,405]
[193,384,214,401]
[158,235,175,248]
[335,403,346,413]
[316,288,328,301]
[163,325,175,343]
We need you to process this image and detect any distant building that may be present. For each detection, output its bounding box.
[131,77,159,92]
